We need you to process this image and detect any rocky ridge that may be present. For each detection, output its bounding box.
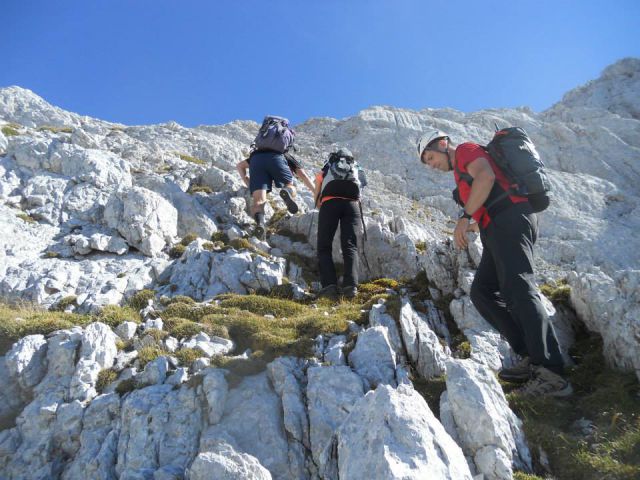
[0,58,639,479]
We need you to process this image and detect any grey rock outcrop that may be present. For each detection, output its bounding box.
[336,384,473,480]
[444,359,532,480]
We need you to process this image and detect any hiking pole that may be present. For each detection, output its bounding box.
[307,210,315,243]
[358,200,372,275]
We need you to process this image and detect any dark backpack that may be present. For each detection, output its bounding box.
[484,126,551,212]
[253,115,295,154]
[319,151,365,201]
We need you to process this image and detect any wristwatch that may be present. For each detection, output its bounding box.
[458,209,472,220]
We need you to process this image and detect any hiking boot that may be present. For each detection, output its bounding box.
[279,187,299,214]
[340,285,358,299]
[498,356,531,383]
[317,284,338,300]
[253,225,266,241]
[515,366,573,397]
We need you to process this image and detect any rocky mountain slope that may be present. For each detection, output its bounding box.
[0,58,638,479]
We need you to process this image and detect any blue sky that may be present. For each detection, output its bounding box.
[2,0,639,127]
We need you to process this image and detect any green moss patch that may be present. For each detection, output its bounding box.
[163,295,196,306]
[174,347,203,366]
[127,289,156,311]
[201,298,359,361]
[540,279,571,307]
[180,233,199,246]
[50,295,78,312]
[169,244,186,258]
[1,125,20,136]
[220,238,270,258]
[187,184,213,195]
[176,152,206,165]
[163,316,229,340]
[217,294,305,317]
[137,346,167,369]
[96,368,118,393]
[162,302,223,321]
[37,125,73,134]
[16,212,37,224]
[0,303,92,354]
[96,305,140,327]
[211,231,230,244]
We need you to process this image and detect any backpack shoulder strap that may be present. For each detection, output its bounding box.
[454,157,474,185]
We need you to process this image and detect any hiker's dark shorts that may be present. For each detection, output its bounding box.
[249,151,293,194]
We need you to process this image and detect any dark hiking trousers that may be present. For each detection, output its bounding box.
[470,202,565,374]
[317,199,360,288]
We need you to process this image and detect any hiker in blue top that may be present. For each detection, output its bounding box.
[235,116,313,240]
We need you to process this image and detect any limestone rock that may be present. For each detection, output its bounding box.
[445,359,532,479]
[187,442,272,480]
[348,326,397,390]
[5,334,48,392]
[307,365,364,476]
[104,186,178,256]
[398,296,448,379]
[69,322,118,402]
[337,384,473,480]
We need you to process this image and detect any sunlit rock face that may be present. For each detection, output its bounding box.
[0,58,638,479]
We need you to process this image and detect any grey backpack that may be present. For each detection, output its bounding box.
[319,149,365,201]
[253,115,295,153]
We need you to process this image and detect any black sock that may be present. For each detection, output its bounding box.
[254,212,264,226]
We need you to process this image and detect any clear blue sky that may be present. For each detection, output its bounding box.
[2,0,639,127]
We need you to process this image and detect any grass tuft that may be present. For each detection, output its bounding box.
[187,184,213,195]
[0,302,93,354]
[115,378,137,396]
[96,368,118,393]
[16,212,36,224]
[540,278,571,307]
[211,231,230,244]
[176,152,206,165]
[2,125,20,136]
[180,233,199,246]
[175,347,203,366]
[217,294,305,317]
[169,244,186,258]
[96,305,140,327]
[50,295,78,312]
[37,125,73,134]
[127,289,156,311]
[137,346,167,369]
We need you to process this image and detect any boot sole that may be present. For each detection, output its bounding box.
[498,372,531,383]
[280,189,299,214]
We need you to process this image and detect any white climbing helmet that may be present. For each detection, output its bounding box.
[416,130,449,159]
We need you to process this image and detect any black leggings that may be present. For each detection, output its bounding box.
[317,199,360,288]
[470,202,564,373]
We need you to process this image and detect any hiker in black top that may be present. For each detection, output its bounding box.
[417,130,572,397]
[236,151,314,240]
[313,148,367,299]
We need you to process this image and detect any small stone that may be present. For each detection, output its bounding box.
[144,318,163,331]
[165,367,189,386]
[115,321,138,341]
[191,357,210,373]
